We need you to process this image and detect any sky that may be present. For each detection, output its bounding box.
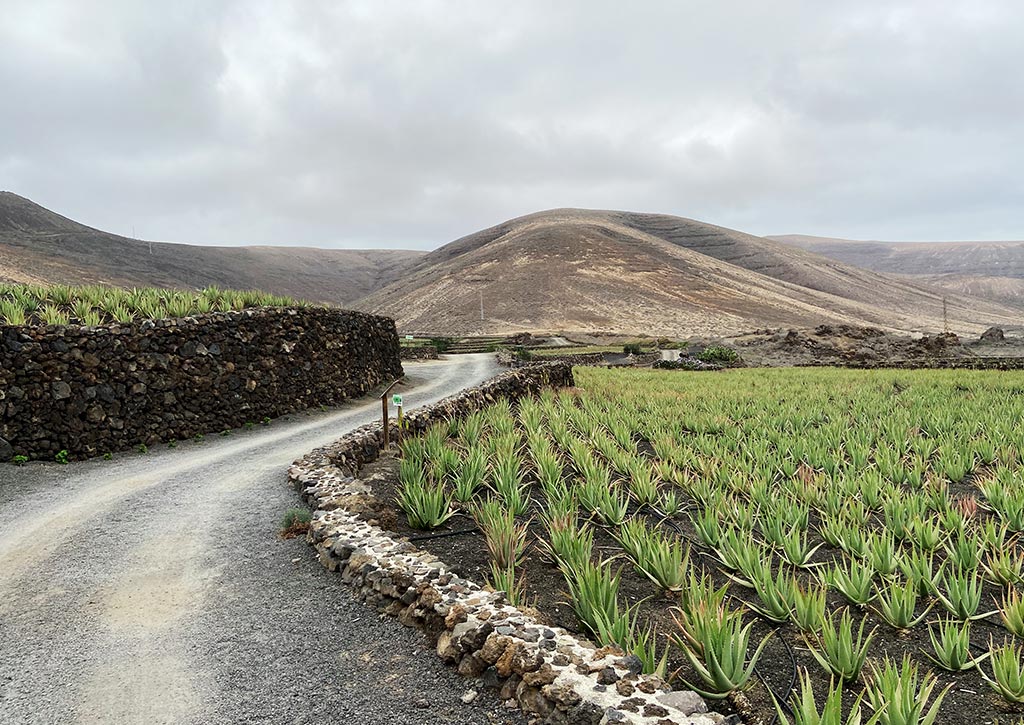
[1,0,1022,249]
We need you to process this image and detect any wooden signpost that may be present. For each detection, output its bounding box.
[380,379,403,450]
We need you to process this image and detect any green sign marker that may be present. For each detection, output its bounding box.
[392,394,403,407]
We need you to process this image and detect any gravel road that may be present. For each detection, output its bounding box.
[0,353,526,725]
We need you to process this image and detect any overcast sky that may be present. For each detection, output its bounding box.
[1,1,1022,249]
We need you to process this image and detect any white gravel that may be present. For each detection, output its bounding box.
[0,354,525,725]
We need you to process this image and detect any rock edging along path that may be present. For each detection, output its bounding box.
[1,306,402,460]
[289,362,721,725]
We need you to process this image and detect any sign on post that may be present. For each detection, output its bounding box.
[392,394,403,407]
[404,335,414,340]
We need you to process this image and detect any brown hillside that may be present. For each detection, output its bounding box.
[356,209,1022,336]
[0,191,424,304]
[771,234,1024,308]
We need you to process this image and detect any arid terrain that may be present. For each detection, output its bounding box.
[772,233,1024,307]
[0,192,424,305]
[358,209,1022,336]
[4,192,1022,337]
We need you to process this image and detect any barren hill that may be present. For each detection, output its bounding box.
[0,192,424,304]
[771,234,1024,308]
[356,209,1022,336]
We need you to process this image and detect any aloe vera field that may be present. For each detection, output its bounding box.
[0,282,306,326]
[369,367,1024,724]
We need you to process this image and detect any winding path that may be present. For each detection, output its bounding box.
[0,353,524,725]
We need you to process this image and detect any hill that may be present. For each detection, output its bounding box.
[771,234,1024,307]
[355,209,1022,336]
[0,191,424,304]
[5,194,1019,337]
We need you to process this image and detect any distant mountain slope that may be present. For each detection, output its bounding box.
[770,234,1024,307]
[0,192,424,304]
[355,208,1021,336]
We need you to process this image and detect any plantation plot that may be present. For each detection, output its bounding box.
[364,368,1024,724]
[0,282,305,326]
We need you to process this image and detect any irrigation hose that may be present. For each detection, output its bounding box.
[407,527,479,542]
[753,633,798,725]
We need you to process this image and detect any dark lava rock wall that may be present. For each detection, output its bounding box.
[0,307,403,460]
[399,345,439,360]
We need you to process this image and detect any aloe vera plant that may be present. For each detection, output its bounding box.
[748,566,797,623]
[982,638,1024,703]
[999,588,1024,636]
[943,530,982,571]
[867,531,899,577]
[487,564,528,607]
[774,670,867,725]
[473,498,529,570]
[926,618,987,671]
[983,548,1023,588]
[873,579,929,629]
[822,558,875,607]
[791,583,827,633]
[935,568,994,621]
[453,446,487,502]
[615,520,690,592]
[671,604,772,699]
[396,471,454,530]
[897,549,939,597]
[692,507,723,547]
[779,524,824,568]
[864,655,949,725]
[563,560,622,638]
[805,609,875,682]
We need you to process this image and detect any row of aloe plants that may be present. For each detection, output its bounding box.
[0,282,306,326]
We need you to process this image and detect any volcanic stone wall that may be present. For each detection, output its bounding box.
[0,307,403,460]
[399,345,439,361]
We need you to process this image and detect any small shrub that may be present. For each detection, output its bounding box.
[102,452,113,460]
[137,443,148,454]
[280,507,313,538]
[261,417,271,426]
[623,343,643,355]
[11,454,28,466]
[428,336,454,353]
[514,345,533,362]
[698,345,740,364]
[54,449,69,464]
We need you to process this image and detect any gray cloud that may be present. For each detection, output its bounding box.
[1,0,1022,248]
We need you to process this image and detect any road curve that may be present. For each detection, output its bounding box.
[0,353,525,725]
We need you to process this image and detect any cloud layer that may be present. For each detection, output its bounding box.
[2,1,1021,248]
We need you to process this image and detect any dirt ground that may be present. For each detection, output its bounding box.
[689,324,1024,368]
